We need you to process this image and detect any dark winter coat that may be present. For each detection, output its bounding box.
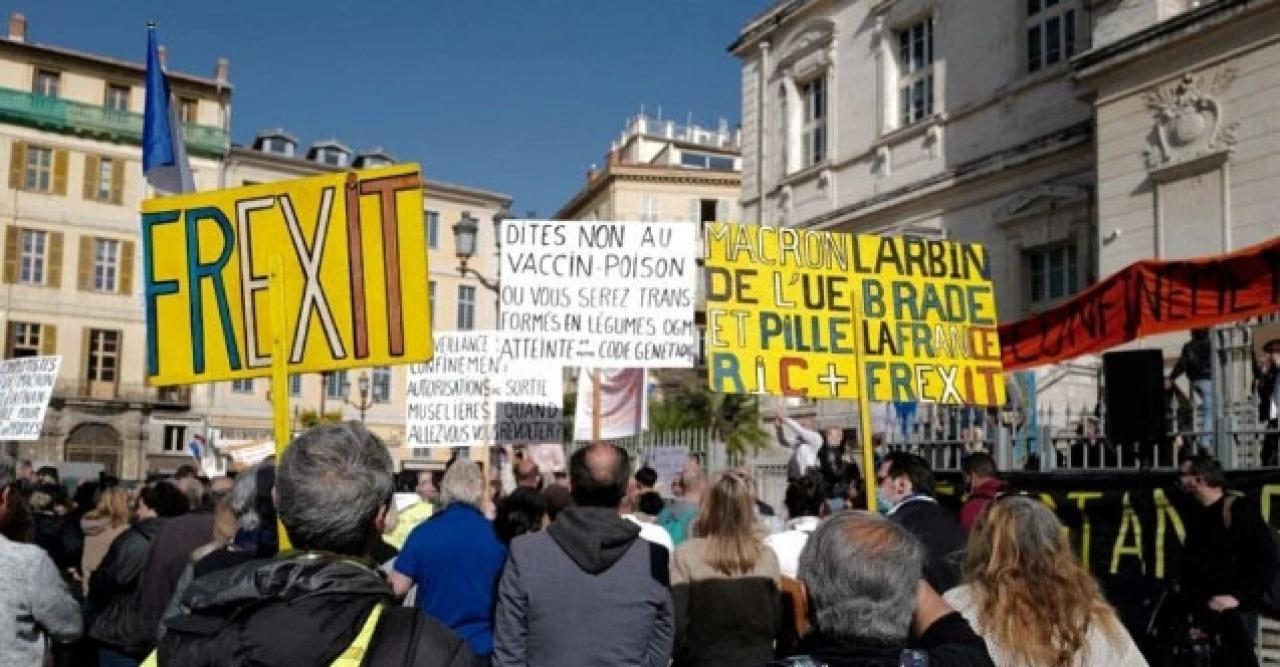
[888,496,967,594]
[86,517,167,656]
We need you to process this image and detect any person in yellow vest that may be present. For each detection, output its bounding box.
[146,423,478,666]
[384,470,437,550]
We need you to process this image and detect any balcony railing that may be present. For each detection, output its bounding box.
[0,87,227,158]
[53,380,191,407]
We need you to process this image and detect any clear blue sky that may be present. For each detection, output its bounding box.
[22,1,768,216]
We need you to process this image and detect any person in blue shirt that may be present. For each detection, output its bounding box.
[391,458,507,658]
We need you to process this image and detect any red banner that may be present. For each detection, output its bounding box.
[999,236,1280,370]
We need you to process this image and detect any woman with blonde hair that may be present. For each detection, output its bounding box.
[944,495,1146,666]
[672,472,781,667]
[80,486,130,593]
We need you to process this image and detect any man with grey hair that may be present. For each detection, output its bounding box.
[0,453,82,664]
[157,423,476,665]
[391,457,507,659]
[777,511,993,667]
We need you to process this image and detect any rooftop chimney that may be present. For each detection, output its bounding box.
[8,13,25,43]
[214,57,229,84]
[157,45,168,68]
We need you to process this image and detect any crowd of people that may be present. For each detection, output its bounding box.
[0,420,1275,666]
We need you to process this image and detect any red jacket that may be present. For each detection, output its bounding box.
[959,479,1005,532]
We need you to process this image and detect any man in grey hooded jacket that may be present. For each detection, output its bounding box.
[493,443,673,667]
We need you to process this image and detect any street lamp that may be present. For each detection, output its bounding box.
[344,371,374,423]
[453,209,502,293]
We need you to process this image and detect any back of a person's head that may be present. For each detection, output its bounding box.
[143,481,192,518]
[692,473,764,575]
[1185,454,1225,488]
[88,486,131,527]
[394,470,418,494]
[494,488,548,546]
[961,452,999,480]
[439,459,486,509]
[276,422,393,556]
[542,484,572,520]
[568,444,630,508]
[785,471,827,519]
[634,466,658,489]
[229,463,276,533]
[174,464,198,480]
[638,491,665,517]
[965,496,1118,665]
[885,452,934,496]
[798,511,923,644]
[173,476,205,511]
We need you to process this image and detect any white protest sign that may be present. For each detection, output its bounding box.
[0,355,60,440]
[645,445,689,497]
[498,220,699,368]
[406,332,563,450]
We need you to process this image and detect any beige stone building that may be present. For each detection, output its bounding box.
[556,114,741,224]
[210,132,510,470]
[731,0,1101,418]
[0,13,230,478]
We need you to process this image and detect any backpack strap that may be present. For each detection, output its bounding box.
[359,606,424,667]
[332,602,384,667]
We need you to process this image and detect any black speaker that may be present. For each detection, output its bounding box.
[1103,349,1167,444]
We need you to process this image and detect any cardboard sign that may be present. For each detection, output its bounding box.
[857,235,1004,405]
[140,164,431,386]
[498,220,698,368]
[705,223,859,400]
[406,332,563,449]
[0,355,60,440]
[645,446,689,497]
[705,223,1005,406]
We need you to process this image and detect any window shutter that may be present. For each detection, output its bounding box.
[77,236,92,291]
[40,324,56,356]
[119,240,135,294]
[81,328,92,383]
[2,227,17,284]
[110,158,124,204]
[52,149,68,196]
[46,231,63,288]
[83,155,99,200]
[8,141,25,190]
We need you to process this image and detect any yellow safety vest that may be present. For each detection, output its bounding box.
[139,603,386,667]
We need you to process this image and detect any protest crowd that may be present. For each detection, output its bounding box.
[0,418,1275,666]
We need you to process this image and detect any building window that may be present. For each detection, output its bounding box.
[898,18,935,127]
[457,285,476,331]
[8,322,40,358]
[641,195,659,222]
[1027,0,1078,73]
[19,229,46,285]
[93,238,120,292]
[1026,243,1079,305]
[231,379,254,394]
[317,148,348,166]
[33,69,59,97]
[325,370,348,399]
[162,424,187,452]
[93,157,115,202]
[289,374,302,397]
[86,329,120,383]
[263,137,294,156]
[179,98,198,124]
[801,76,827,167]
[23,145,53,193]
[371,367,392,403]
[105,84,130,112]
[428,281,437,324]
[680,152,735,171]
[426,210,440,249]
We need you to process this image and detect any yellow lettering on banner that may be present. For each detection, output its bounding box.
[1153,488,1185,579]
[703,223,1005,406]
[140,164,432,386]
[704,222,859,400]
[1068,491,1103,568]
[1110,492,1145,575]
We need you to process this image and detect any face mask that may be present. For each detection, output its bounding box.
[876,487,895,515]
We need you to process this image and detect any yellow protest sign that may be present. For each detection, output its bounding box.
[705,222,859,400]
[704,222,1005,406]
[141,163,432,386]
[854,235,1005,406]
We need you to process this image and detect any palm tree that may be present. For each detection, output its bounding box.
[650,382,769,453]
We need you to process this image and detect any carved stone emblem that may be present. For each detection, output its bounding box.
[1144,68,1239,171]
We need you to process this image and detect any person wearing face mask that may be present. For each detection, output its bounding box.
[875,452,967,594]
[1255,336,1280,466]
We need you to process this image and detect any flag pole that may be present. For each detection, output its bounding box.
[847,235,879,508]
[269,257,293,550]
